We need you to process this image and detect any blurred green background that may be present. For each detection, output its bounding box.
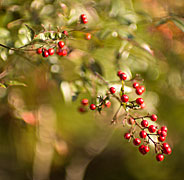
[0,0,183,179]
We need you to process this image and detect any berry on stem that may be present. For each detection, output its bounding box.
[90,104,96,110]
[136,88,143,95]
[160,130,167,137]
[163,147,172,155]
[62,30,68,36]
[124,133,131,140]
[162,143,170,149]
[144,146,150,153]
[37,48,42,54]
[133,138,141,146]
[62,49,67,56]
[158,136,166,142]
[117,70,123,77]
[119,72,127,81]
[157,129,162,135]
[156,154,164,162]
[148,125,157,133]
[150,114,157,121]
[58,41,65,48]
[133,82,139,89]
[140,103,145,109]
[48,48,55,56]
[81,14,87,19]
[139,86,145,93]
[141,120,148,127]
[161,126,168,132]
[85,33,91,40]
[139,145,146,155]
[136,98,144,105]
[110,87,116,94]
[127,118,135,125]
[42,50,49,58]
[121,94,129,102]
[81,99,89,106]
[139,130,147,138]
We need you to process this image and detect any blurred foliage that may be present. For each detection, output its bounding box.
[0,0,183,180]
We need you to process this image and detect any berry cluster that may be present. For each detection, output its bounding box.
[36,40,68,58]
[36,14,91,58]
[78,70,172,162]
[124,115,171,161]
[80,14,88,24]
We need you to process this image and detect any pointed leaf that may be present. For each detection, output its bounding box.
[25,24,35,41]
[172,17,184,32]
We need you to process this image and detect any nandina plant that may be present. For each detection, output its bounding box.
[79,70,172,162]
[0,12,172,163]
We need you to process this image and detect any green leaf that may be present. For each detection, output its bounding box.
[172,17,184,32]
[25,24,35,41]
[0,83,6,88]
[6,80,27,87]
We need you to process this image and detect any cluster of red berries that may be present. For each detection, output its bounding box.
[78,97,111,113]
[36,14,91,58]
[124,115,171,161]
[36,40,68,58]
[78,69,171,162]
[80,14,88,24]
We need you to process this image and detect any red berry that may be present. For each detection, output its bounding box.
[144,145,150,153]
[158,136,166,142]
[160,130,167,137]
[81,99,88,106]
[127,118,135,125]
[81,14,87,19]
[110,87,116,94]
[148,125,156,133]
[133,82,139,89]
[48,48,55,56]
[139,130,147,138]
[37,48,42,54]
[62,30,68,36]
[90,104,96,110]
[119,73,127,80]
[162,143,170,149]
[141,120,148,127]
[133,138,141,146]
[157,129,162,135]
[85,33,91,40]
[62,49,68,56]
[150,114,157,121]
[156,154,164,162]
[136,98,144,105]
[78,107,86,113]
[105,101,111,108]
[58,41,65,48]
[56,48,63,56]
[139,86,145,93]
[161,126,168,132]
[140,103,145,109]
[136,88,143,95]
[42,50,49,58]
[82,18,88,24]
[117,70,123,77]
[163,147,172,155]
[139,145,146,155]
[124,133,131,140]
[121,94,129,102]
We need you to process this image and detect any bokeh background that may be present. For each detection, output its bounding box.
[0,0,184,179]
